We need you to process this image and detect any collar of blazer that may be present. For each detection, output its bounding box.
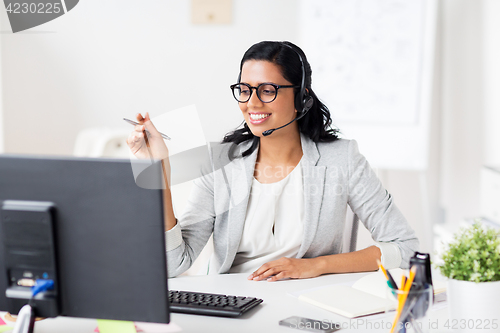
[235,133,321,166]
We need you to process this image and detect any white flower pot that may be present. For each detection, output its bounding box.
[447,279,500,332]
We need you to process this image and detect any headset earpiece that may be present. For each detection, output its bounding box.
[295,93,313,114]
[302,95,314,113]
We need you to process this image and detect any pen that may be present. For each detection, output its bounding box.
[377,260,398,290]
[123,118,171,140]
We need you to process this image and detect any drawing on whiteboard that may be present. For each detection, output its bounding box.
[300,0,424,126]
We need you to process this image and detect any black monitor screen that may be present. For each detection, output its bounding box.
[0,155,169,323]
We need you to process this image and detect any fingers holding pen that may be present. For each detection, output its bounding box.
[129,112,170,141]
[135,112,146,123]
[130,113,157,143]
[142,113,163,140]
[126,112,170,161]
[126,126,146,156]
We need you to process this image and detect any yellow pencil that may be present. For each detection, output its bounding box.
[390,266,417,333]
[377,259,390,280]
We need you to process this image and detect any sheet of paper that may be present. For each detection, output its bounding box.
[288,280,354,298]
[0,326,13,333]
[352,268,405,299]
[298,285,396,318]
[97,320,137,333]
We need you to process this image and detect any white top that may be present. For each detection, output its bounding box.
[228,159,304,273]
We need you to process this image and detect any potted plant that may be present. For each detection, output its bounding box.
[437,221,500,329]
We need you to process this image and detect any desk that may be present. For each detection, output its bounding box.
[1,272,450,333]
[169,273,449,333]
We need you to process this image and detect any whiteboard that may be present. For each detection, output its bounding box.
[299,0,437,170]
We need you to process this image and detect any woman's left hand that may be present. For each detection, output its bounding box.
[247,257,323,282]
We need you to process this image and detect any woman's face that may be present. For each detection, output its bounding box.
[238,60,297,138]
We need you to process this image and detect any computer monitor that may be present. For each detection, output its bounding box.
[0,155,169,323]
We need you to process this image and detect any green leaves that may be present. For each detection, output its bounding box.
[438,221,500,282]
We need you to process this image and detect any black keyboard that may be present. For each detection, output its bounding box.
[169,290,263,317]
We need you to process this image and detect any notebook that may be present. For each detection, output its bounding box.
[298,269,446,318]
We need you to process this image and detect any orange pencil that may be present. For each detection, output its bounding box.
[377,259,389,279]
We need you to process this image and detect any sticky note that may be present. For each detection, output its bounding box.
[0,317,6,325]
[96,320,136,333]
[0,326,13,333]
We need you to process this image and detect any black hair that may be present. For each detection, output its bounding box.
[223,41,339,157]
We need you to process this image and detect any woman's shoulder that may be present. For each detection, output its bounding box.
[209,140,252,161]
[315,137,355,153]
[206,140,257,173]
[313,138,363,165]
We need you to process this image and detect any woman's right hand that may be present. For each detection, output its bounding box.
[127,113,177,230]
[126,112,169,161]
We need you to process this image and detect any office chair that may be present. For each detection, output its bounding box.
[73,128,131,158]
[343,207,360,253]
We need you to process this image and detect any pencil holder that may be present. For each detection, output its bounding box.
[386,284,433,333]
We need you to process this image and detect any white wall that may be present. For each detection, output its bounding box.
[0,0,298,155]
[363,0,494,251]
[438,0,484,227]
[1,0,498,252]
[483,0,500,166]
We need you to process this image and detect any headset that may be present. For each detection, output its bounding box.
[237,42,314,136]
[285,43,314,116]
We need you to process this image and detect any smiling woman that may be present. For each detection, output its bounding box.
[239,61,297,131]
[127,41,419,281]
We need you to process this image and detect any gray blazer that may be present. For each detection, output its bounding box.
[167,135,419,277]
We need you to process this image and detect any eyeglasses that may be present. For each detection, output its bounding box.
[230,82,298,103]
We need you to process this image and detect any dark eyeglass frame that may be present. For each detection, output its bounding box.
[230,82,299,103]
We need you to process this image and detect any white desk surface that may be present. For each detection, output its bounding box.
[1,272,451,333]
